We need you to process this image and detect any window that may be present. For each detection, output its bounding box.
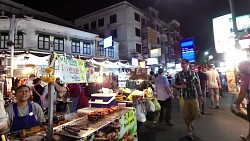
[157,37,160,44]
[83,43,91,55]
[136,44,141,53]
[14,33,23,48]
[152,12,156,18]
[38,34,50,50]
[134,12,140,22]
[83,23,89,30]
[98,18,104,27]
[110,14,117,24]
[108,47,114,58]
[156,25,159,31]
[91,21,97,29]
[99,45,106,56]
[0,33,9,49]
[71,40,80,53]
[110,29,117,38]
[135,28,141,37]
[54,37,64,51]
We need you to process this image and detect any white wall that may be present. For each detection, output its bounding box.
[0,18,119,59]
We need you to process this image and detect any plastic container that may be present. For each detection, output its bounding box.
[89,93,117,108]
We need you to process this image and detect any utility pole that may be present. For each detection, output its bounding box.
[9,15,15,79]
[228,0,240,49]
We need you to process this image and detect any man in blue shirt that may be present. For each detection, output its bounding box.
[155,68,174,126]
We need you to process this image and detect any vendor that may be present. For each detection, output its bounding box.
[5,85,45,132]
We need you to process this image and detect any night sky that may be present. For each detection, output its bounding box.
[10,0,250,56]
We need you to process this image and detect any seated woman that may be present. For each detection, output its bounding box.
[5,85,45,132]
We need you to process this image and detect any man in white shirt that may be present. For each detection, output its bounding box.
[24,74,36,90]
[206,64,221,109]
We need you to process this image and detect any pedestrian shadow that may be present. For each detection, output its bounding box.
[178,135,202,141]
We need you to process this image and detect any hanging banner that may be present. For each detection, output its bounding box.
[226,66,238,95]
[58,56,86,83]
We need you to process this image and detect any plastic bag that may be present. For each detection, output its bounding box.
[145,99,155,112]
[152,99,161,111]
[136,102,146,122]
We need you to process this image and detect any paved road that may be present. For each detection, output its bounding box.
[138,93,248,141]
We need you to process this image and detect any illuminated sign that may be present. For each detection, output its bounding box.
[104,36,113,48]
[213,13,250,53]
[181,38,195,62]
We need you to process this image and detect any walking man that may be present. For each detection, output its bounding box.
[174,59,202,140]
[155,68,174,126]
[206,64,221,109]
[197,66,207,114]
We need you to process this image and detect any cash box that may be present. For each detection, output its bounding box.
[89,93,117,108]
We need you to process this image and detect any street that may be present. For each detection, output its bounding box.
[138,93,248,141]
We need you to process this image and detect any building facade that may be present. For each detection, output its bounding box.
[74,1,182,65]
[0,0,120,69]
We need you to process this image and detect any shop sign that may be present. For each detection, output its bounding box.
[118,109,137,141]
[150,48,161,57]
[58,56,86,83]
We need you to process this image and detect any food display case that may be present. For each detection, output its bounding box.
[53,107,137,141]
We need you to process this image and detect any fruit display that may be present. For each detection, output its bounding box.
[87,106,118,121]
[115,94,124,102]
[143,87,153,98]
[126,90,143,101]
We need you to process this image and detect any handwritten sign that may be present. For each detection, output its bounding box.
[58,56,86,83]
[124,110,135,128]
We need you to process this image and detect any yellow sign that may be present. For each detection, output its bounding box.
[124,110,135,128]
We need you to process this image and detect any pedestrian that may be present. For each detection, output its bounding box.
[236,61,250,141]
[54,83,89,112]
[206,64,221,109]
[32,78,44,106]
[154,68,174,126]
[24,74,36,90]
[174,59,202,140]
[197,65,208,114]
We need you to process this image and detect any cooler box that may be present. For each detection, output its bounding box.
[89,93,117,108]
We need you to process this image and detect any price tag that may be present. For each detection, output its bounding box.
[95,99,103,103]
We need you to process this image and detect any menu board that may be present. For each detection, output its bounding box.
[58,56,87,83]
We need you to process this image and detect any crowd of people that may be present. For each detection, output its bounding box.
[148,59,233,140]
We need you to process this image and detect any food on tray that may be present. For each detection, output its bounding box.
[87,106,119,121]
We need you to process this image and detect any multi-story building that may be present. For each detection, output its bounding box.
[74,1,182,66]
[0,0,120,77]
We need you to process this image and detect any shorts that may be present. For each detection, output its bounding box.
[180,99,200,119]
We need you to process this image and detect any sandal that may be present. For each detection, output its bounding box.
[240,135,247,141]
